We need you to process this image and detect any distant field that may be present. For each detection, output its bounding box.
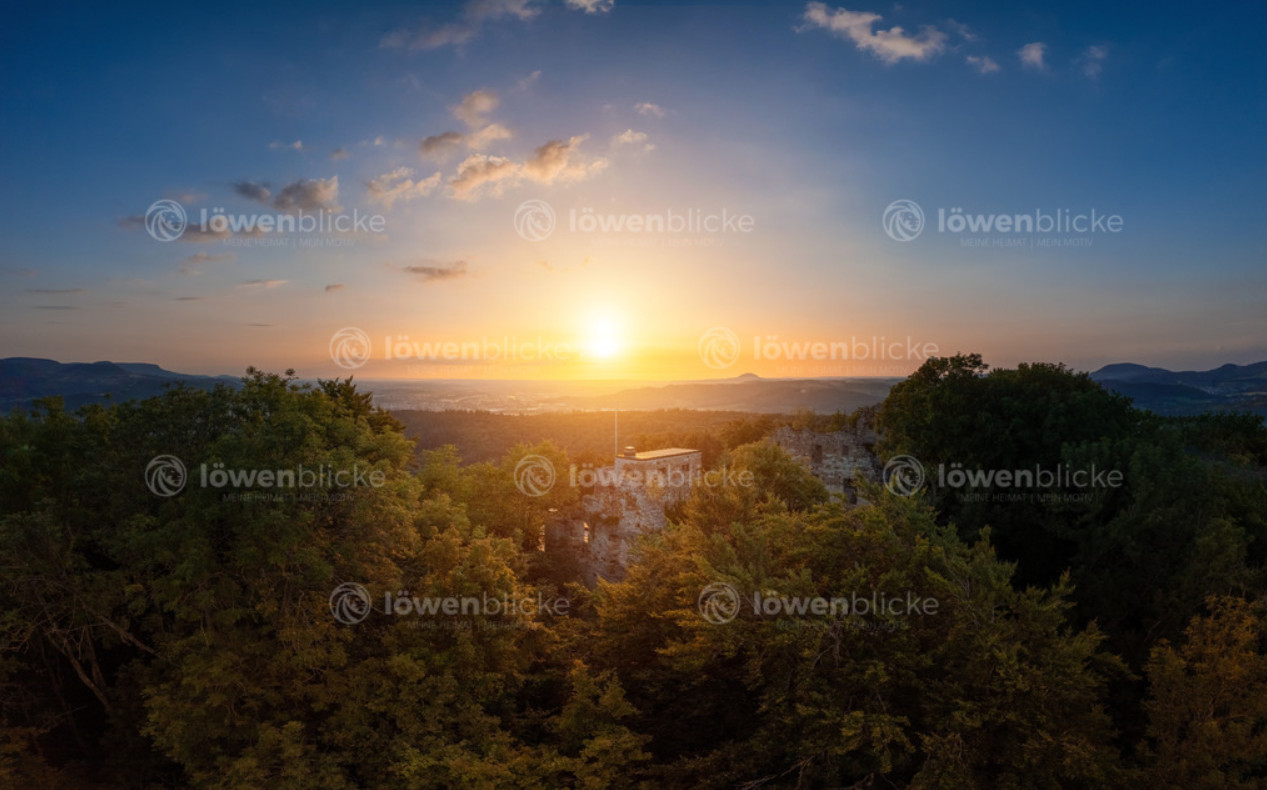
[392,408,781,466]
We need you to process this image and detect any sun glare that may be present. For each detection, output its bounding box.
[584,314,623,361]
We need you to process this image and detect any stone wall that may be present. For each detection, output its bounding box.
[545,450,702,585]
[769,424,880,501]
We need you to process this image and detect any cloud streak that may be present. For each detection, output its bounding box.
[800,3,948,64]
[367,167,442,209]
[1019,42,1047,70]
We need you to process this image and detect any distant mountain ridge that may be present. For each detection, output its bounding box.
[1090,361,1267,416]
[0,357,239,412]
[556,374,899,414]
[5,356,1265,418]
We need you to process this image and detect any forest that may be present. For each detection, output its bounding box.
[2,355,1266,789]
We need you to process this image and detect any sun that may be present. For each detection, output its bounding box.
[584,315,624,360]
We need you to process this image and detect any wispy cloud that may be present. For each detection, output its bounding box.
[635,102,666,118]
[269,140,304,152]
[366,167,442,209]
[565,0,613,13]
[448,135,608,200]
[180,251,235,274]
[381,0,542,51]
[611,128,653,150]
[516,70,542,91]
[232,181,271,203]
[403,260,469,282]
[800,3,948,64]
[325,283,345,292]
[26,287,85,294]
[1018,42,1048,70]
[1078,45,1108,79]
[331,147,350,161]
[421,130,466,158]
[421,90,514,159]
[966,55,1000,74]
[454,89,500,127]
[273,176,340,212]
[239,279,288,289]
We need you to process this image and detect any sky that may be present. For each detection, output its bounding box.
[1,0,1264,381]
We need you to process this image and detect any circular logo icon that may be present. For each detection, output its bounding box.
[330,582,372,624]
[145,455,187,496]
[883,454,925,496]
[514,454,556,496]
[883,199,924,242]
[145,199,188,242]
[329,327,371,370]
[698,326,741,370]
[698,582,741,625]
[514,199,556,241]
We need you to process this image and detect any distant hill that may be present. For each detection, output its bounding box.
[0,357,240,412]
[1090,361,1267,416]
[556,374,898,414]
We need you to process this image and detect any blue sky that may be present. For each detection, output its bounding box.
[1,0,1264,379]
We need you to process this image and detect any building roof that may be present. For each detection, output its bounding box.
[619,447,700,461]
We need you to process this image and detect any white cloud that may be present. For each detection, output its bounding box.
[448,154,522,200]
[966,55,1000,74]
[523,135,608,184]
[945,19,977,42]
[232,181,271,203]
[1079,45,1108,79]
[403,260,469,282]
[180,251,235,275]
[273,176,341,212]
[1018,42,1047,70]
[612,129,653,151]
[447,135,608,201]
[382,0,604,50]
[269,140,304,152]
[421,131,465,158]
[800,3,947,64]
[565,0,614,13]
[635,102,666,118]
[465,122,512,149]
[367,167,442,210]
[516,70,542,91]
[453,89,500,127]
[421,90,513,159]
